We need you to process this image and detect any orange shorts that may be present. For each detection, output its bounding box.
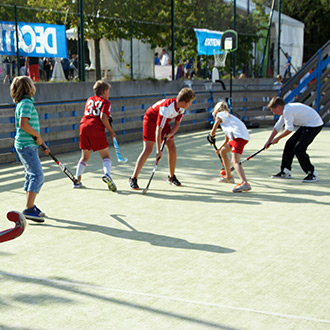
[228,138,248,155]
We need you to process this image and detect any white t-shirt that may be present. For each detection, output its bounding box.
[274,103,323,132]
[217,112,250,141]
[161,53,170,66]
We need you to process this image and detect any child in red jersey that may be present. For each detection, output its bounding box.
[129,87,196,190]
[74,80,117,191]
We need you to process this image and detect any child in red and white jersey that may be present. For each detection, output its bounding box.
[74,80,117,191]
[129,88,196,190]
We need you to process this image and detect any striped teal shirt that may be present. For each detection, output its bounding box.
[14,96,40,149]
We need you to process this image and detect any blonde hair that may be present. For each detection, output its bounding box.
[212,100,229,118]
[10,76,36,104]
[177,88,196,103]
[93,80,111,96]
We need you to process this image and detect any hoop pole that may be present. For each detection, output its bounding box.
[229,52,233,110]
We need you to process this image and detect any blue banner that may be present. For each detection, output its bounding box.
[194,28,224,56]
[0,21,67,58]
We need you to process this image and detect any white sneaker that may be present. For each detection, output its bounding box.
[102,174,117,192]
[217,176,235,183]
[302,170,319,183]
[271,168,292,179]
[232,182,252,193]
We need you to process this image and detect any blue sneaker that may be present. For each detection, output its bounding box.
[22,206,45,223]
[102,174,117,192]
[34,205,45,217]
[73,182,83,189]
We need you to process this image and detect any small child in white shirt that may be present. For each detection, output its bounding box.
[209,100,251,193]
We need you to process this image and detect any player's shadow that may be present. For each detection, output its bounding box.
[42,216,235,254]
[0,270,243,330]
[142,190,258,204]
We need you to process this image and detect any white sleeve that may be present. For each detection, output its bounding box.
[274,115,284,132]
[283,111,295,131]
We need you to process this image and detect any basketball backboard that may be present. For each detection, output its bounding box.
[220,30,238,52]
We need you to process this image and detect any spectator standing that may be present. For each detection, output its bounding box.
[283,52,292,79]
[273,74,283,91]
[26,56,40,82]
[19,56,26,76]
[43,58,51,81]
[61,57,72,80]
[161,49,170,66]
[154,53,161,65]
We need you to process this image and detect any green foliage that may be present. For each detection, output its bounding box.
[280,0,330,60]
[0,0,271,78]
[258,0,330,61]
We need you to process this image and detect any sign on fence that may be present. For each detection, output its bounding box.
[0,21,67,58]
[193,28,224,55]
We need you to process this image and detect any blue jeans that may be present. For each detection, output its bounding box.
[16,146,44,193]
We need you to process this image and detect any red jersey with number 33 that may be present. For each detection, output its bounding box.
[80,95,111,131]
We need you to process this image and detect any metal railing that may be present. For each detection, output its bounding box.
[280,39,330,125]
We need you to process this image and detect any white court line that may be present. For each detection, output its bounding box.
[1,270,329,325]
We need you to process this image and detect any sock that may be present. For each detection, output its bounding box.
[103,158,112,175]
[75,161,87,181]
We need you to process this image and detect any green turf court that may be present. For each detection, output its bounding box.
[1,128,329,330]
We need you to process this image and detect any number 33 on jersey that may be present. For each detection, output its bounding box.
[81,95,112,129]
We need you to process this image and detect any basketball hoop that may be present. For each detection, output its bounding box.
[213,50,228,67]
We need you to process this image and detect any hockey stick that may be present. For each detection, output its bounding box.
[207,135,223,163]
[108,117,128,163]
[0,211,26,243]
[113,137,128,163]
[207,135,225,174]
[33,137,78,184]
[142,138,167,195]
[229,144,271,172]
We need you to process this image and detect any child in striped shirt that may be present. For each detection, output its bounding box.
[11,76,50,222]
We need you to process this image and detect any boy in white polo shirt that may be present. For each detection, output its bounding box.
[265,97,323,182]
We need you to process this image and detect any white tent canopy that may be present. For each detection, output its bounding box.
[66,27,78,40]
[268,9,305,74]
[223,0,305,76]
[65,28,154,80]
[87,38,154,80]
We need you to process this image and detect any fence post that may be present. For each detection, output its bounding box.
[316,49,322,112]
[208,90,214,112]
[72,110,77,142]
[121,106,125,135]
[141,104,144,131]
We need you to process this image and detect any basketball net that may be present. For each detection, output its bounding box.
[213,50,228,67]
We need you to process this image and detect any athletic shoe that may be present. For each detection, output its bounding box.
[128,177,139,190]
[302,170,318,183]
[167,175,181,186]
[217,176,235,183]
[102,174,117,192]
[34,205,45,217]
[22,206,45,223]
[232,182,252,193]
[73,182,83,189]
[271,168,292,179]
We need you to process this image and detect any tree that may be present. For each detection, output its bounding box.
[281,0,330,61]
[258,0,330,62]
[1,0,269,79]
